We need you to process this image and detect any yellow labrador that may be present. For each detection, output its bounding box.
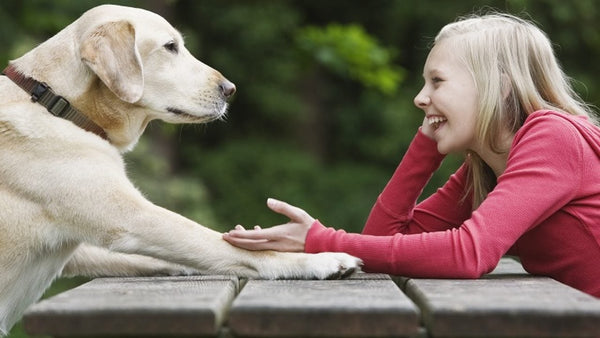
[0,4,360,335]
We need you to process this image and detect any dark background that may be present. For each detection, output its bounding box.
[1,1,598,336]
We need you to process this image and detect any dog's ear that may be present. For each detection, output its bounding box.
[80,20,143,103]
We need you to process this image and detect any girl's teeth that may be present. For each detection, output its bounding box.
[428,116,447,130]
[428,116,447,125]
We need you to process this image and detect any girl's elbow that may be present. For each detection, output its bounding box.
[461,260,496,279]
[461,268,486,279]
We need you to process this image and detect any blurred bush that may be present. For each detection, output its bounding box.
[2,0,597,237]
[3,1,598,336]
[186,139,389,232]
[1,0,597,243]
[296,23,404,95]
[125,135,219,227]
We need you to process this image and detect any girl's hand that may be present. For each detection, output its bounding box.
[222,198,314,252]
[420,116,436,139]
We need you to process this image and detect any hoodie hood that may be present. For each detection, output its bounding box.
[524,110,600,158]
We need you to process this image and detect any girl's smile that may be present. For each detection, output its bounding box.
[427,115,448,131]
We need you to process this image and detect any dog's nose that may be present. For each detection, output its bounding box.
[220,80,236,99]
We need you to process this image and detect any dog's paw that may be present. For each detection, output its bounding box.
[300,252,363,280]
[251,252,362,280]
[312,252,363,279]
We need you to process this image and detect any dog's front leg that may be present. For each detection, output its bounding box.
[73,192,359,280]
[101,201,359,279]
[61,243,198,278]
[47,155,359,280]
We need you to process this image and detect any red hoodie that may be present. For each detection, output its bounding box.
[306,110,600,297]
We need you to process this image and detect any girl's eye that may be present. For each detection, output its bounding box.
[432,77,443,83]
[164,41,178,54]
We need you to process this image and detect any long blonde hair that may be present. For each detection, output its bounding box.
[434,13,596,208]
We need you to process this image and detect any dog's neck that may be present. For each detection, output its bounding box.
[3,64,108,139]
[7,31,151,152]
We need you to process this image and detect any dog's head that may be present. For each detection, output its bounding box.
[76,5,235,126]
[8,5,236,150]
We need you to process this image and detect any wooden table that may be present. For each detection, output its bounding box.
[23,258,600,337]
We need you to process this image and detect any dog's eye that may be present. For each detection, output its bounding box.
[164,41,178,54]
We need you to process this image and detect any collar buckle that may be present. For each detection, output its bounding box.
[31,82,50,103]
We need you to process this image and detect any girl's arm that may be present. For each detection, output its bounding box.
[223,127,471,252]
[306,114,582,277]
[363,160,472,236]
[362,128,472,236]
[223,113,583,278]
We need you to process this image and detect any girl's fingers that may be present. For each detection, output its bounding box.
[267,198,307,221]
[223,235,271,251]
[226,227,274,240]
[223,225,305,252]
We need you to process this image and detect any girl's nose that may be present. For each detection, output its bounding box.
[413,88,430,109]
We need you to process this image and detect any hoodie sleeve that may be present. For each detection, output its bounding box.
[362,129,472,237]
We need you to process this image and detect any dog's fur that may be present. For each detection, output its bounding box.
[0,5,360,335]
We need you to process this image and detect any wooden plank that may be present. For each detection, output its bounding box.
[486,257,528,275]
[24,275,239,337]
[228,273,420,337]
[405,272,600,338]
[393,257,528,291]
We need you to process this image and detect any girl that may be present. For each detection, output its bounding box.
[223,13,600,297]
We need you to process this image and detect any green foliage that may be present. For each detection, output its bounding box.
[2,2,600,336]
[296,24,404,95]
[190,139,388,232]
[125,135,219,227]
[1,0,597,257]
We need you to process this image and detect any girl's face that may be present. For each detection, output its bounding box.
[414,39,480,155]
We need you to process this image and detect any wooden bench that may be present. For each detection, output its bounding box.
[23,258,600,337]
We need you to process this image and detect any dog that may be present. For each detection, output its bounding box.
[0,4,361,335]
